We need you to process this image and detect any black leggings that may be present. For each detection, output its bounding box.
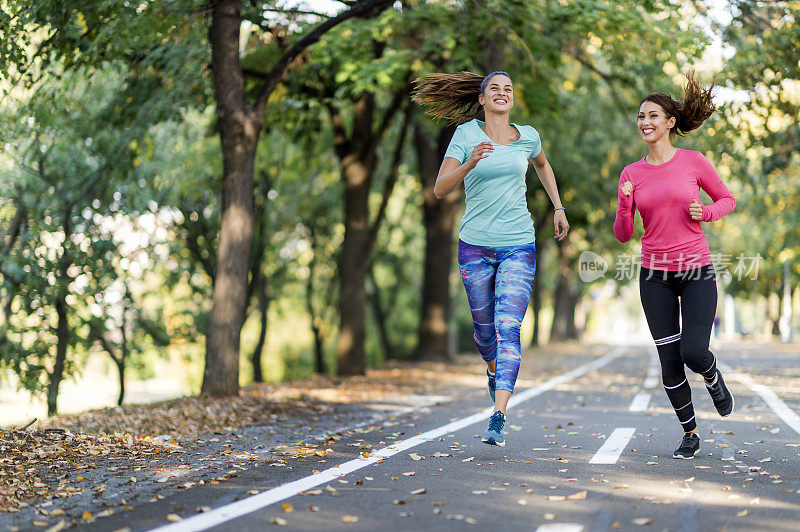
[639,265,718,432]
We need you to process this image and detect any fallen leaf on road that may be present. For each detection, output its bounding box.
[410,488,427,495]
[166,514,182,522]
[82,512,92,520]
[342,515,359,523]
[737,510,748,517]
[611,523,622,529]
[544,513,557,521]
[308,505,319,512]
[282,503,294,513]
[465,517,478,525]
[299,489,322,496]
[612,484,629,489]
[472,490,488,495]
[431,501,445,506]
[271,517,288,525]
[402,472,415,476]
[546,495,566,501]
[749,498,760,506]
[517,499,527,505]
[409,453,424,461]
[632,517,653,526]
[462,457,475,462]
[567,491,587,500]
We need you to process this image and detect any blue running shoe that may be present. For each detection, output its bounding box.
[481,411,505,446]
[487,369,496,403]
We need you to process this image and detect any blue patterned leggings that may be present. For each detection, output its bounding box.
[458,239,536,393]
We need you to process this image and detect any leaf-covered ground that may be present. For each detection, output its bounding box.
[0,343,608,529]
[0,354,507,519]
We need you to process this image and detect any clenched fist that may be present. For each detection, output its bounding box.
[689,197,704,221]
[620,181,633,197]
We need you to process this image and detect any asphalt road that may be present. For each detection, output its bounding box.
[85,343,800,532]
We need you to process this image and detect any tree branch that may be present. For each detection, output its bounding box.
[366,87,407,156]
[368,102,412,250]
[253,0,394,114]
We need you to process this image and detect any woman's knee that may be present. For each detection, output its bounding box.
[496,318,521,342]
[680,342,711,373]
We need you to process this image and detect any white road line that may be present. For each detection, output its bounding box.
[642,377,658,389]
[535,525,584,532]
[628,393,651,412]
[719,362,800,436]
[589,427,636,464]
[148,348,626,532]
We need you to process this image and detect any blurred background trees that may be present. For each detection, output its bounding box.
[0,0,796,416]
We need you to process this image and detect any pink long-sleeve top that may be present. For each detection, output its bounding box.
[613,148,735,271]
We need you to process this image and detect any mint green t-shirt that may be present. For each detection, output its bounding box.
[444,119,541,247]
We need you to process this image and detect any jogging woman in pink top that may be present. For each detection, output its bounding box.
[614,73,736,459]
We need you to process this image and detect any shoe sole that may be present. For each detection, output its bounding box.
[481,437,506,447]
[721,394,734,417]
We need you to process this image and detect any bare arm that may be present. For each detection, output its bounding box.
[530,149,569,240]
[434,141,494,199]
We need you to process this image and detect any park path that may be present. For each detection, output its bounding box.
[67,343,800,532]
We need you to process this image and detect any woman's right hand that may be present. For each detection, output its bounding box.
[620,180,633,197]
[467,141,494,168]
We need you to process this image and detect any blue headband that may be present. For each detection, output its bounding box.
[480,71,512,94]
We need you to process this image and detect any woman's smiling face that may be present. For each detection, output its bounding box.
[638,100,675,143]
[479,74,515,114]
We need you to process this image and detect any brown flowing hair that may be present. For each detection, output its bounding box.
[412,71,490,124]
[643,71,717,136]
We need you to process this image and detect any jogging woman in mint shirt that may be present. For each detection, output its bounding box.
[413,71,569,446]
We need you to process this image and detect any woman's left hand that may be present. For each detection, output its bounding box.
[554,210,570,241]
[689,197,704,221]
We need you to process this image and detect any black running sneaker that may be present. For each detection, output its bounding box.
[706,369,734,417]
[673,432,700,459]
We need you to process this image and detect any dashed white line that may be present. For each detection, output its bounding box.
[589,427,636,464]
[535,524,584,532]
[643,353,660,388]
[148,348,627,532]
[628,393,651,412]
[719,362,800,435]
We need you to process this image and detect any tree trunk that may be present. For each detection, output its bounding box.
[118,309,129,406]
[549,241,580,342]
[336,162,371,374]
[48,295,69,417]
[335,94,377,376]
[305,228,328,375]
[200,0,395,392]
[250,274,269,383]
[413,124,460,360]
[367,266,395,360]
[202,0,260,396]
[529,212,549,346]
[48,210,72,417]
[115,358,126,407]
